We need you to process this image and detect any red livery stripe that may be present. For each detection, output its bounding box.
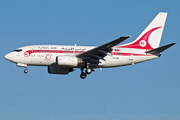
[24,49,153,58]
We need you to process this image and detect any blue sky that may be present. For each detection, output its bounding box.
[0,0,180,120]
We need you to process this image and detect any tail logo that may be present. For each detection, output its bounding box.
[118,26,162,50]
[139,40,147,47]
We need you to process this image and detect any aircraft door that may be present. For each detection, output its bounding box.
[129,49,133,60]
[30,48,35,57]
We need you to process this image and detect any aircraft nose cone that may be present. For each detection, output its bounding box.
[4,53,11,60]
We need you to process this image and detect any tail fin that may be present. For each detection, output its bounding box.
[119,12,167,50]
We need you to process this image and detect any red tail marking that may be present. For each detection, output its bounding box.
[118,26,162,50]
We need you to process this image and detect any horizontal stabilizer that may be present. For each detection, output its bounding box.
[145,43,176,54]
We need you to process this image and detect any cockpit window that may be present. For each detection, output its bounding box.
[13,49,22,52]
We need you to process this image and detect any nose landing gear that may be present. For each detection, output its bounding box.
[16,63,28,74]
[24,69,28,74]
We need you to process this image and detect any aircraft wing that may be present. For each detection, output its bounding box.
[76,36,130,63]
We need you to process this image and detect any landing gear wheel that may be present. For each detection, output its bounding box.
[24,69,28,74]
[86,68,92,74]
[80,72,87,79]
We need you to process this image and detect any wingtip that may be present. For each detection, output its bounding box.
[170,42,177,46]
[159,12,168,15]
[121,36,131,38]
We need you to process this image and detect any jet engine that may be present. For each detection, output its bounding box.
[48,66,73,74]
[56,55,79,67]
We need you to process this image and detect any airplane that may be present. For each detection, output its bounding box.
[4,12,176,79]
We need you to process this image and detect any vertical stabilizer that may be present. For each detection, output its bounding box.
[119,12,167,50]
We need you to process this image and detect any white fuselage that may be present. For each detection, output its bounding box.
[4,12,172,79]
[5,45,158,68]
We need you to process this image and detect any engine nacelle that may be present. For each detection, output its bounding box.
[48,66,73,74]
[56,55,78,67]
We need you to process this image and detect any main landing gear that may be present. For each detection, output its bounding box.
[86,68,92,74]
[80,67,94,79]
